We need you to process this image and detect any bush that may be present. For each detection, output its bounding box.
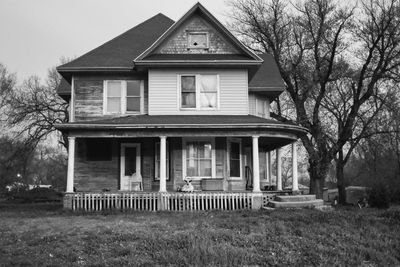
[14,187,62,203]
[369,185,391,209]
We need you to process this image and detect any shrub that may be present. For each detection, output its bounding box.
[14,187,62,203]
[369,185,390,209]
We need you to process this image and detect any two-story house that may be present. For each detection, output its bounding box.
[56,3,308,211]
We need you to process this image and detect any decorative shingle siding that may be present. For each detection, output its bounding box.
[149,69,248,115]
[155,14,239,54]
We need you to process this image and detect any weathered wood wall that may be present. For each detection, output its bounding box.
[73,74,148,122]
[73,137,270,192]
[74,138,119,192]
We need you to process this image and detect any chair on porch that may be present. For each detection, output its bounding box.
[130,172,143,191]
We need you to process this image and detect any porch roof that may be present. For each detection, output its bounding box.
[57,115,302,129]
[56,115,307,150]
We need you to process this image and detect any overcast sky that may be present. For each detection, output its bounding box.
[0,0,229,83]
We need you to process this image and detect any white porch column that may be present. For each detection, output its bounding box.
[159,136,167,192]
[292,142,299,191]
[276,148,282,191]
[66,137,75,193]
[266,152,272,185]
[252,136,261,192]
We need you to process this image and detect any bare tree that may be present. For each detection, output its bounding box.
[4,59,70,149]
[229,0,400,199]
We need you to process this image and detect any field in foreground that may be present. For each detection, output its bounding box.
[0,203,399,266]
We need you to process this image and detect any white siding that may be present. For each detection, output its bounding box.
[248,93,271,118]
[149,69,248,115]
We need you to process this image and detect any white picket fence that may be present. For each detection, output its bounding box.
[69,192,276,212]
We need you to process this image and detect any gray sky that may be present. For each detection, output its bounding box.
[0,0,229,83]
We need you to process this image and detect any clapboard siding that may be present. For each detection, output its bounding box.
[148,69,248,115]
[73,74,148,121]
[248,93,271,118]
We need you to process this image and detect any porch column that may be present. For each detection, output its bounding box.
[267,152,272,185]
[66,137,75,193]
[252,136,261,192]
[159,136,167,192]
[276,148,282,191]
[292,142,299,191]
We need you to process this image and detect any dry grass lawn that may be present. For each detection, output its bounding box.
[0,202,399,266]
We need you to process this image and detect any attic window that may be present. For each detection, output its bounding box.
[188,32,208,49]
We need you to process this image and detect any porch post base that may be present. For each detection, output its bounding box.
[252,193,263,210]
[63,193,74,210]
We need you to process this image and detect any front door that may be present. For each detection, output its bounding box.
[120,143,141,191]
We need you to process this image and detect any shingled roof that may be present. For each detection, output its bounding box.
[57,13,174,71]
[56,7,285,98]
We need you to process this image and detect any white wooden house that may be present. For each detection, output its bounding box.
[56,3,307,211]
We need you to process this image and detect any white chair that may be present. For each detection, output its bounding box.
[130,172,143,191]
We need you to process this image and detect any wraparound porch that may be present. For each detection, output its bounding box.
[57,115,308,211]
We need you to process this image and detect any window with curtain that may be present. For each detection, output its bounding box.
[104,80,142,114]
[186,141,212,178]
[199,75,217,108]
[155,142,170,181]
[180,74,218,110]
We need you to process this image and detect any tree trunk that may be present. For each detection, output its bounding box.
[336,162,346,205]
[308,158,329,199]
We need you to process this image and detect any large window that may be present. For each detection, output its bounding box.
[104,80,143,114]
[180,74,218,110]
[86,139,112,161]
[185,140,215,178]
[155,142,170,181]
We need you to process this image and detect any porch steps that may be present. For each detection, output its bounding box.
[275,195,316,202]
[268,194,324,209]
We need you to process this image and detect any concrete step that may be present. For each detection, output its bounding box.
[275,195,316,202]
[269,199,324,209]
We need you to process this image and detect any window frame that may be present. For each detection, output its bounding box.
[187,32,209,49]
[182,137,216,180]
[227,138,242,180]
[154,141,170,181]
[256,98,267,118]
[178,74,220,111]
[103,80,144,115]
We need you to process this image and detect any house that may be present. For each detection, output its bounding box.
[56,3,307,211]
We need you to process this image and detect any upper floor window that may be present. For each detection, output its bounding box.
[104,80,143,114]
[179,74,219,110]
[188,32,208,49]
[256,98,267,118]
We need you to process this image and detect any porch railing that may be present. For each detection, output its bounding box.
[67,192,276,212]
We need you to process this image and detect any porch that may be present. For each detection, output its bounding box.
[57,115,308,211]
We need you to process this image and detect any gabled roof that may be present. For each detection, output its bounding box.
[134,2,263,65]
[57,13,174,72]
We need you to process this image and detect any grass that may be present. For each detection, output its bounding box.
[0,202,399,266]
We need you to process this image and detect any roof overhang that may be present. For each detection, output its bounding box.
[133,60,262,68]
